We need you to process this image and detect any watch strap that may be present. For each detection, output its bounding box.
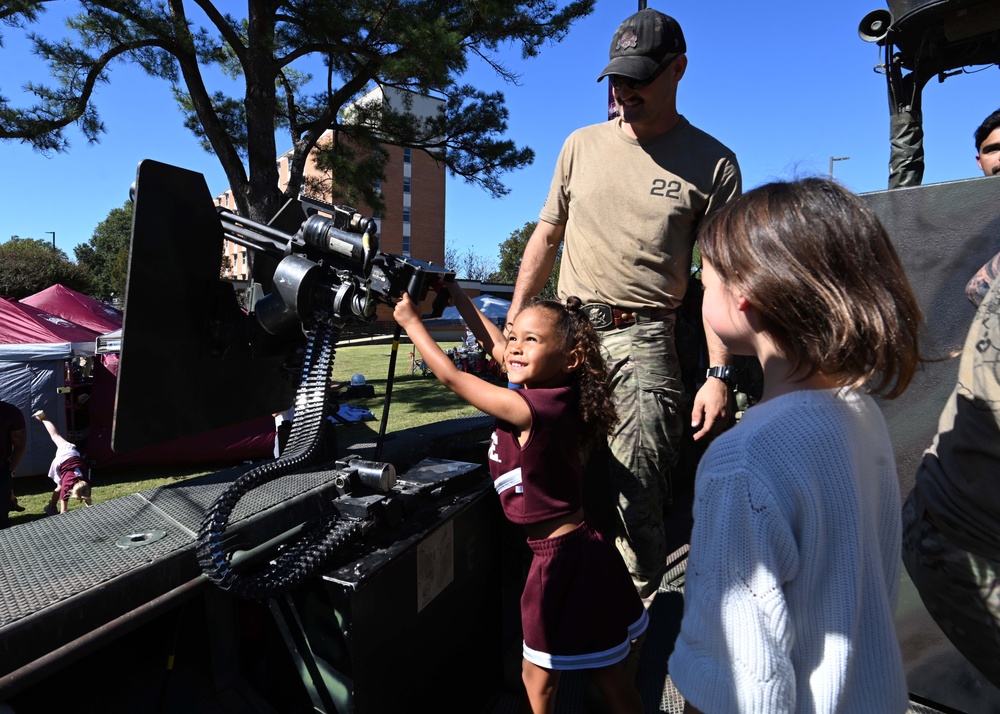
[706,365,736,385]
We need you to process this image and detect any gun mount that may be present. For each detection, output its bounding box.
[0,159,500,713]
[859,0,1000,187]
[114,160,453,456]
[113,159,468,601]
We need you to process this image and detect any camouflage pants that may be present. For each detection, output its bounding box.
[584,316,684,598]
[901,491,1000,688]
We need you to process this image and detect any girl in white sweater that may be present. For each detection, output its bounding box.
[669,178,922,713]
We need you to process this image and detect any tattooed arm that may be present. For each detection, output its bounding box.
[966,250,1000,307]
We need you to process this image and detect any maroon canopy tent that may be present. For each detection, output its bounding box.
[22,284,123,334]
[8,287,275,472]
[0,296,101,348]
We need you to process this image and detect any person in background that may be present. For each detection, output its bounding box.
[901,249,1000,688]
[669,179,921,713]
[9,490,26,513]
[394,282,646,713]
[0,399,26,528]
[974,107,1000,178]
[34,411,91,514]
[966,108,1000,307]
[507,7,741,602]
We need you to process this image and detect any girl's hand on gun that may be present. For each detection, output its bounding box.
[393,293,420,328]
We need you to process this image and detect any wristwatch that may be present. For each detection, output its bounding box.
[706,365,737,385]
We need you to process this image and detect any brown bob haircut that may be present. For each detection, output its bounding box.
[698,178,922,399]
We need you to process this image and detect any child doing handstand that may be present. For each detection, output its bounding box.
[668,178,922,713]
[394,285,647,714]
[33,411,91,513]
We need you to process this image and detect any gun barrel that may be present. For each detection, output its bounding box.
[218,209,291,256]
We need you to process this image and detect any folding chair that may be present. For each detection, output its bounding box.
[409,351,432,376]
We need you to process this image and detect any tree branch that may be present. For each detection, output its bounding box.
[192,0,247,66]
[165,0,246,188]
[0,37,163,144]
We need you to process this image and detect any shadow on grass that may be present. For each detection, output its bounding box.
[347,374,491,414]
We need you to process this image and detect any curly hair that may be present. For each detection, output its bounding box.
[522,296,618,452]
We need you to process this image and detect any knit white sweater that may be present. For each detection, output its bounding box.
[669,388,908,713]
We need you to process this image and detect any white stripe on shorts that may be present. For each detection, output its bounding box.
[522,609,649,671]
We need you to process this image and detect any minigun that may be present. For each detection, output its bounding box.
[119,160,462,601]
[215,199,452,335]
[188,184,456,600]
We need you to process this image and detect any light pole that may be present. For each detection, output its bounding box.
[829,156,850,179]
[45,231,55,250]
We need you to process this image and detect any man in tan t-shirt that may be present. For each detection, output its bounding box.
[507,8,741,601]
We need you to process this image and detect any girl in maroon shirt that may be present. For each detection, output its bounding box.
[395,285,646,714]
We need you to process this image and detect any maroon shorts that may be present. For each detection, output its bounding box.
[521,521,648,670]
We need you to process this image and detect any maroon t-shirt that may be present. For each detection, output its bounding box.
[487,386,583,525]
[57,454,89,501]
[0,400,25,467]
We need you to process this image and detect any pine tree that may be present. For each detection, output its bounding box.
[1,1,593,224]
[494,220,560,298]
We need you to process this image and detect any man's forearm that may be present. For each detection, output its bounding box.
[703,317,732,368]
[966,249,1000,307]
[508,221,565,323]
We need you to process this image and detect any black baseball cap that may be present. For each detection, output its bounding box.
[597,8,686,82]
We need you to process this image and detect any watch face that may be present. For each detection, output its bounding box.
[708,366,735,384]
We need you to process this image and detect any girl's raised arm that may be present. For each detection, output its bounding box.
[447,282,507,364]
[394,294,530,431]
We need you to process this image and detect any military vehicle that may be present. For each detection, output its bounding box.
[2,1,1000,711]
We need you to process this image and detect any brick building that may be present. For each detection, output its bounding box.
[217,86,446,282]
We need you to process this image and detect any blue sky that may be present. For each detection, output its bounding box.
[1,0,997,260]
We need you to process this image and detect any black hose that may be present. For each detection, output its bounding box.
[196,321,364,600]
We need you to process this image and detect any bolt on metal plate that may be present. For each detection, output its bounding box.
[116,529,167,549]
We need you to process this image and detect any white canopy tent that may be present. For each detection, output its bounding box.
[427,294,511,327]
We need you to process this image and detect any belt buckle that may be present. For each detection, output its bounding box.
[583,303,614,330]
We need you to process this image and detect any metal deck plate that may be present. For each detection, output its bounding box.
[0,413,499,682]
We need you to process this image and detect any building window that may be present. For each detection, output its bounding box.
[403,207,411,222]
[403,236,410,253]
[403,147,412,164]
[403,177,411,193]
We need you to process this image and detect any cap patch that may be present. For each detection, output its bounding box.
[615,29,638,52]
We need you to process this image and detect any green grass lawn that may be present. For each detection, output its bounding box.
[9,338,493,527]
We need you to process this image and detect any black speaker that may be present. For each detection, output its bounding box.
[858,8,893,43]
